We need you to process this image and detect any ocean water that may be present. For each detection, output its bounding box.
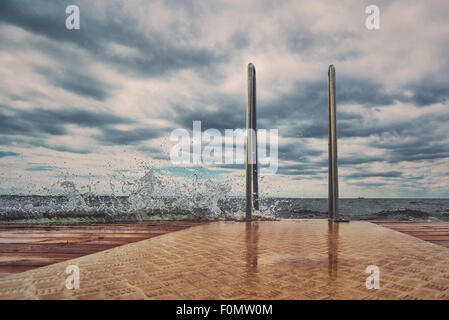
[0,195,448,223]
[1,170,448,223]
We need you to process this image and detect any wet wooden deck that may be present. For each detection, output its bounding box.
[1,221,448,279]
[1,220,449,300]
[373,221,449,248]
[0,221,205,277]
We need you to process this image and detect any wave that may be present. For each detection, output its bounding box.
[375,209,431,220]
[0,169,447,222]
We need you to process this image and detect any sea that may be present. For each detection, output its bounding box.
[1,170,448,223]
[1,195,448,223]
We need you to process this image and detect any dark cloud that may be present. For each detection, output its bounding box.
[25,165,57,172]
[278,168,327,176]
[344,171,402,179]
[94,127,164,146]
[280,20,361,61]
[339,156,385,166]
[0,0,224,78]
[0,134,92,154]
[0,105,166,152]
[230,32,250,50]
[35,67,112,101]
[38,143,92,154]
[336,74,402,107]
[258,75,404,139]
[403,78,449,106]
[348,182,388,187]
[278,142,324,162]
[171,102,245,131]
[277,162,327,176]
[337,120,409,139]
[0,150,19,158]
[372,139,449,163]
[0,105,134,137]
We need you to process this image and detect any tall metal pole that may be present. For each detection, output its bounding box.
[251,65,259,211]
[246,63,258,221]
[328,64,339,221]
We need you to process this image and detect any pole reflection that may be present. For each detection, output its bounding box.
[327,221,339,280]
[244,222,259,283]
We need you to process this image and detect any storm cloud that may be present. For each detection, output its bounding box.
[0,0,224,78]
[0,106,134,137]
[0,0,448,197]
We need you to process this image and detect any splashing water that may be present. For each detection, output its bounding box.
[0,167,278,222]
[3,167,445,222]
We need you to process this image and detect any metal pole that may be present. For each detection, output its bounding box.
[328,64,339,221]
[251,65,259,211]
[246,63,258,220]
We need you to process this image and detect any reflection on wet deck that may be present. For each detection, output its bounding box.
[1,220,449,299]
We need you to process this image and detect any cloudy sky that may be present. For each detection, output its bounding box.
[0,0,448,198]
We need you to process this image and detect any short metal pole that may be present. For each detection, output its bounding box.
[328,64,339,221]
[246,63,258,220]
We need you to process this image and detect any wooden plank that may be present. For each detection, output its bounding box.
[373,221,449,248]
[0,221,206,277]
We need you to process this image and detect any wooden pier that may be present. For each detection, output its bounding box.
[1,220,449,300]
